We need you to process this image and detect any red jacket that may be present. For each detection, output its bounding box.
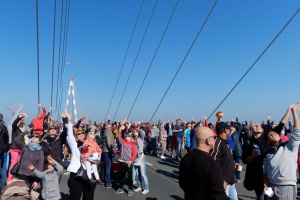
[31,108,46,134]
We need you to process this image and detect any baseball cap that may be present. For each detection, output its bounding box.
[215,122,231,134]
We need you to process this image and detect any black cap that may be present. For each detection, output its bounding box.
[215,122,231,134]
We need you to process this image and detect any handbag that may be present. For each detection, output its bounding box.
[10,148,26,176]
[76,164,89,182]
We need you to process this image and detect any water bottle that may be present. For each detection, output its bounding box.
[253,144,261,155]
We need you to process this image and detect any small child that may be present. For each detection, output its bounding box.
[28,155,63,200]
[81,132,102,183]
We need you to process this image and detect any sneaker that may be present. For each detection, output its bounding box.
[63,172,70,175]
[236,180,241,184]
[106,185,112,188]
[160,155,166,159]
[171,154,174,158]
[133,181,137,185]
[96,180,105,185]
[142,189,149,194]
[134,187,142,192]
[90,178,97,184]
[128,190,133,196]
[115,188,124,194]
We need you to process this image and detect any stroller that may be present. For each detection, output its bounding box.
[1,179,39,200]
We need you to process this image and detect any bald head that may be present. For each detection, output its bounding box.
[195,127,214,144]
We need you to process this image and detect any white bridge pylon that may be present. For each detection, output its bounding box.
[65,76,78,122]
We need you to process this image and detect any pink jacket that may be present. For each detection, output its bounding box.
[81,138,102,158]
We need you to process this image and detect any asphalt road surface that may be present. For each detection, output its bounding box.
[59,152,300,200]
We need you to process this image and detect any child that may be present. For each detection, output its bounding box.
[28,155,63,200]
[81,132,102,183]
[115,124,137,197]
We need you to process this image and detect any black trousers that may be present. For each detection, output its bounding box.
[118,162,133,190]
[167,135,172,151]
[68,172,96,200]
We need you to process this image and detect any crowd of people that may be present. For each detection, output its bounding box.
[0,102,299,200]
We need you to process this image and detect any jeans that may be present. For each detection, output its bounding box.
[234,156,240,180]
[255,189,265,200]
[102,152,112,186]
[0,152,9,190]
[151,138,157,155]
[225,184,238,200]
[132,156,149,190]
[176,137,183,158]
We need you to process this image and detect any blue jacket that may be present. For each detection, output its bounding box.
[231,122,243,157]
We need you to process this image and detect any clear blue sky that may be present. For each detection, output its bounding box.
[0,0,300,124]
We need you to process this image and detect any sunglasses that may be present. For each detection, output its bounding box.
[32,135,40,138]
[207,136,217,140]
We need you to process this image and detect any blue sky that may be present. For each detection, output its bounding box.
[0,0,300,124]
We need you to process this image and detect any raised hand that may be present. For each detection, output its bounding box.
[60,112,66,118]
[65,112,72,121]
[47,155,54,164]
[203,116,207,120]
[38,104,43,108]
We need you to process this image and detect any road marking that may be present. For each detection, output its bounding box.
[146,162,152,166]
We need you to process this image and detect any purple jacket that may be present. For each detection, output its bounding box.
[15,131,44,178]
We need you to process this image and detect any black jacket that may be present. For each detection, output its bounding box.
[179,149,228,200]
[0,121,9,152]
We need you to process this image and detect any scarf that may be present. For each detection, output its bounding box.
[28,142,42,151]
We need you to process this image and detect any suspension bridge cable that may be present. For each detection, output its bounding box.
[112,0,159,122]
[36,0,40,107]
[104,0,145,122]
[127,0,180,119]
[207,7,300,120]
[55,0,65,117]
[59,0,71,113]
[149,0,219,122]
[50,0,57,115]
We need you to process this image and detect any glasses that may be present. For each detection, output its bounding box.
[207,136,217,140]
[32,135,40,138]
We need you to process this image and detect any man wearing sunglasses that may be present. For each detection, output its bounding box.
[211,122,237,199]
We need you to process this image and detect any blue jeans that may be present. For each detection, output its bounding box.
[151,138,157,155]
[0,152,9,190]
[234,156,240,180]
[255,190,265,200]
[132,156,149,190]
[176,137,183,158]
[102,152,112,186]
[225,184,238,200]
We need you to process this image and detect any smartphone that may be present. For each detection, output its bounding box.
[28,124,33,128]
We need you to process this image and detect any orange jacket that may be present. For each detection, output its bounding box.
[81,138,102,158]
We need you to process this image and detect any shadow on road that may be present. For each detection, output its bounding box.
[170,194,183,200]
[238,195,256,199]
[156,169,179,180]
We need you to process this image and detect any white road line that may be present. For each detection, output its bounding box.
[146,162,152,166]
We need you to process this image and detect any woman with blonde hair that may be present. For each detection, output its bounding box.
[160,123,168,159]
